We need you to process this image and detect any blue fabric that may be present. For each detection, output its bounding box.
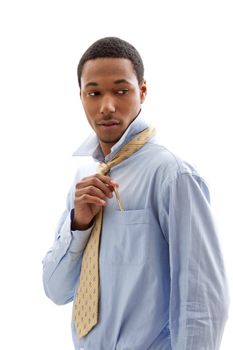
[42,111,229,350]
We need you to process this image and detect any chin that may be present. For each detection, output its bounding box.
[99,134,122,144]
[100,137,121,144]
[96,128,121,141]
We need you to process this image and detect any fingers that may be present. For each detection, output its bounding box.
[75,193,107,207]
[82,173,118,187]
[75,174,119,207]
[77,185,112,204]
[76,174,119,198]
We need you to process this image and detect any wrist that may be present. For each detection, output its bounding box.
[70,209,94,231]
[71,220,93,231]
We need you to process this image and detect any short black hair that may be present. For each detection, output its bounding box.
[77,37,144,88]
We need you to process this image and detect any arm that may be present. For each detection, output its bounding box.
[159,172,229,349]
[42,188,93,305]
[42,173,118,305]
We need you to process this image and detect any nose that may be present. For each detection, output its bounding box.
[100,95,116,115]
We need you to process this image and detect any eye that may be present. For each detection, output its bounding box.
[87,91,101,97]
[117,89,129,95]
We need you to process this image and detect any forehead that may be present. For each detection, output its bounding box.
[81,58,137,86]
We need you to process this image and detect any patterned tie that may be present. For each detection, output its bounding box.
[74,126,156,338]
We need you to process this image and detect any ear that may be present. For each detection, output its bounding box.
[140,80,147,104]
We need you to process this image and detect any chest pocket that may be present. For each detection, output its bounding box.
[101,208,153,265]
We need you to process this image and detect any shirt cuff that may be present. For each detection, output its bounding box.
[69,209,93,253]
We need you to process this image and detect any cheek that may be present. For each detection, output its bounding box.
[126,91,141,106]
[85,115,92,127]
[83,100,97,117]
[82,104,93,123]
[125,94,141,112]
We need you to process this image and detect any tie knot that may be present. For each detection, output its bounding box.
[97,162,111,175]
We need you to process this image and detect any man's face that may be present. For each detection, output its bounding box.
[80,58,147,155]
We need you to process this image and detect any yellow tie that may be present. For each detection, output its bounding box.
[74,127,156,338]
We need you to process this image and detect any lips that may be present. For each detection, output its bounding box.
[101,123,118,127]
[97,122,120,133]
[97,120,120,130]
[99,124,120,131]
[98,120,120,126]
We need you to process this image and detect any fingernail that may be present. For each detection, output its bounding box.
[110,180,119,187]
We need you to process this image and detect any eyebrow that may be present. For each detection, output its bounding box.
[114,79,131,85]
[84,82,98,88]
[84,79,131,88]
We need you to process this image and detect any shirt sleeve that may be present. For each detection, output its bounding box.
[158,172,229,349]
[42,187,93,305]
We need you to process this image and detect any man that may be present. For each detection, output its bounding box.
[42,37,229,349]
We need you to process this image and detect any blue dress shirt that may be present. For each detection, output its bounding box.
[42,111,229,349]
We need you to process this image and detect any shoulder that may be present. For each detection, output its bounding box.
[143,137,208,188]
[143,139,211,216]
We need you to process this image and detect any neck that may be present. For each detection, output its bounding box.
[99,141,115,156]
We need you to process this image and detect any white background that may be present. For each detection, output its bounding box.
[0,0,232,349]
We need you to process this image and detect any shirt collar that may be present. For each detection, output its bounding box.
[72,110,149,163]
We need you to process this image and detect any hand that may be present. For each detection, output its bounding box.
[71,174,118,230]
